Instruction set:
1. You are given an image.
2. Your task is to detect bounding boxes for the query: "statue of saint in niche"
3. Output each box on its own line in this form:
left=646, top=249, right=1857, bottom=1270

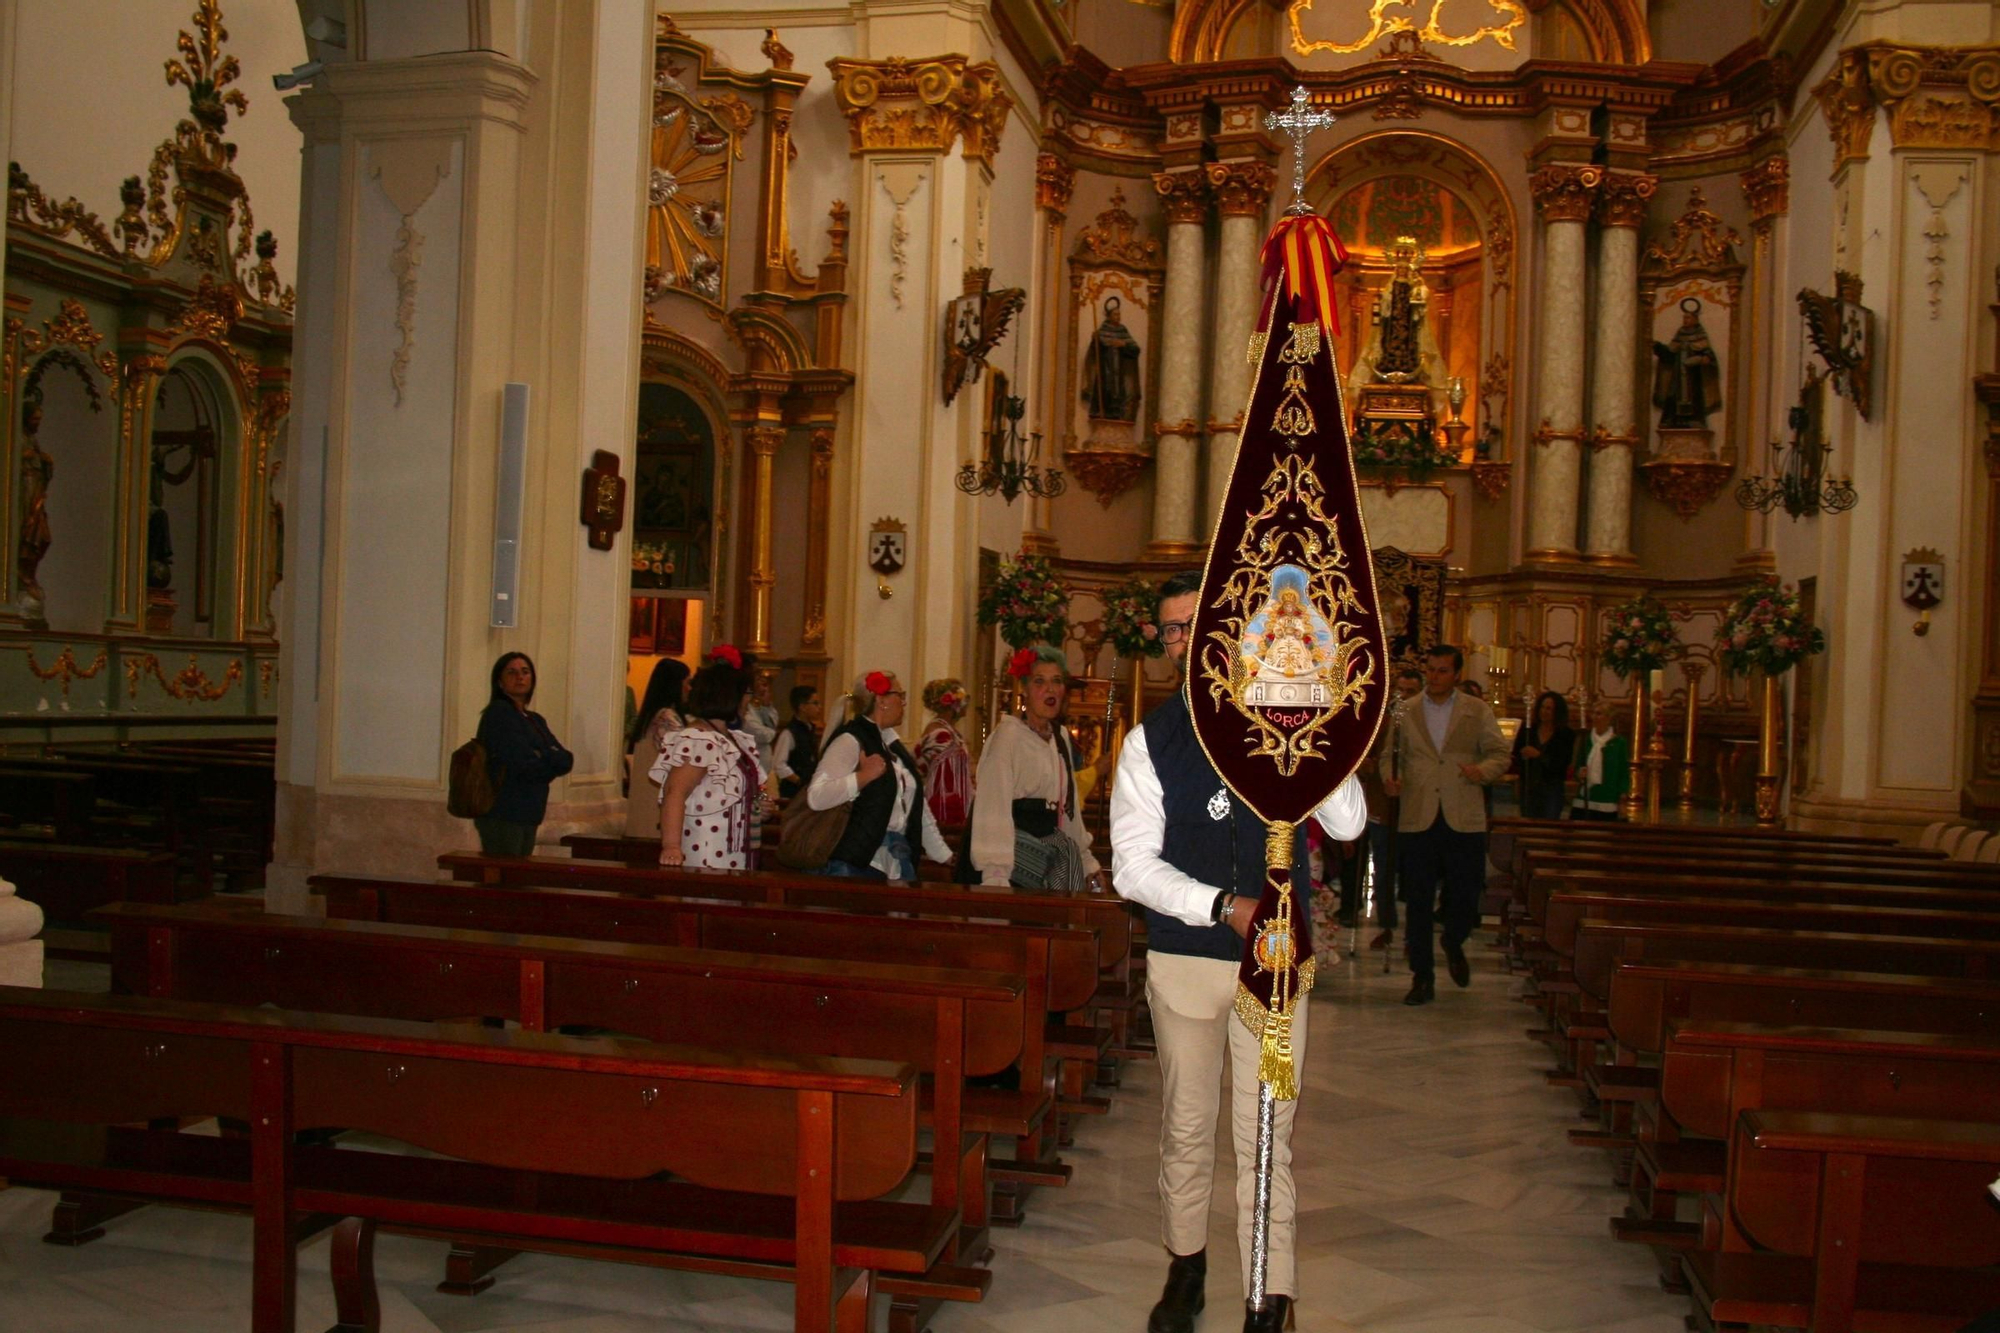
left=16, top=396, right=53, bottom=626
left=1080, top=295, right=1142, bottom=423
left=1652, top=297, right=1723, bottom=430
left=1348, top=236, right=1446, bottom=404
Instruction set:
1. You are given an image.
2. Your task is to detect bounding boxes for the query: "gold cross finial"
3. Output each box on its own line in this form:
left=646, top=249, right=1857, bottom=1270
left=1265, top=87, right=1335, bottom=215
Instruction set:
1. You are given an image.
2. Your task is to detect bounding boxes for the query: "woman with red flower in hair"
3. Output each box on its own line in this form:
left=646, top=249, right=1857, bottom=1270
left=804, top=669, right=953, bottom=881
left=916, top=678, right=974, bottom=829
left=966, top=644, right=1103, bottom=894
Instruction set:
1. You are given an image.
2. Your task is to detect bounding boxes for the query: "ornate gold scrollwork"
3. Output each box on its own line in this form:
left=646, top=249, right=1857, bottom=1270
left=6, top=164, right=120, bottom=258
left=125, top=653, right=245, bottom=703
left=1289, top=0, right=1529, bottom=58
left=23, top=646, right=109, bottom=697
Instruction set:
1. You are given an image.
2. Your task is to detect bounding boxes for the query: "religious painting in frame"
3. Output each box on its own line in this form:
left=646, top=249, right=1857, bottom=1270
left=628, top=595, right=689, bottom=657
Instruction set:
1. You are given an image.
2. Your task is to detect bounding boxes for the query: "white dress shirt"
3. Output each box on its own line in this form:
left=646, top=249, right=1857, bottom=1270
left=1110, top=724, right=1368, bottom=928
left=806, top=723, right=953, bottom=875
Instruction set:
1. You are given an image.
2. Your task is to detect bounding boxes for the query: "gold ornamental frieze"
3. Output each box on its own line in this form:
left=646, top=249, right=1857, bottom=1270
left=828, top=55, right=1012, bottom=160
left=1287, top=0, right=1529, bottom=59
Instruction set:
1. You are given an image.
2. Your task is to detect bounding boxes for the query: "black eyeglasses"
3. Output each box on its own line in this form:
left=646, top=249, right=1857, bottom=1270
left=1158, top=619, right=1194, bottom=644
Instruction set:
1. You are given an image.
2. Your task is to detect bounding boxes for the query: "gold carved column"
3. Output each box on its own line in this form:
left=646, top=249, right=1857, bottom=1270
left=1148, top=168, right=1210, bottom=559
left=1524, top=161, right=1601, bottom=564
left=1735, top=155, right=1788, bottom=575
left=735, top=400, right=785, bottom=657
left=1024, top=151, right=1075, bottom=557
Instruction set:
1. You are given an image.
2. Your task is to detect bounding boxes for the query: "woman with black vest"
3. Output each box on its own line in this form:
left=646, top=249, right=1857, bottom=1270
left=804, top=670, right=953, bottom=882
left=1110, top=572, right=1365, bottom=1333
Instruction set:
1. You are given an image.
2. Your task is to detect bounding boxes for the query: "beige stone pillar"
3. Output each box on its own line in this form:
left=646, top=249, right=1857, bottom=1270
left=1735, top=155, right=1788, bottom=575
left=1023, top=151, right=1074, bottom=557
left=1148, top=168, right=1208, bottom=560
left=1203, top=161, right=1275, bottom=532
left=1582, top=172, right=1654, bottom=566
left=1524, top=164, right=1601, bottom=563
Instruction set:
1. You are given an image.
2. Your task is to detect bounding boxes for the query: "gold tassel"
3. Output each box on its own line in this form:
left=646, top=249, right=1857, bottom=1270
left=1258, top=1008, right=1299, bottom=1101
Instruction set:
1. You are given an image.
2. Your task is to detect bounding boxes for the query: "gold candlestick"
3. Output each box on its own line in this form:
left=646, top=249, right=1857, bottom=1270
left=1678, top=661, right=1705, bottom=815
left=1643, top=694, right=1672, bottom=825
left=1755, top=671, right=1784, bottom=827
left=1618, top=678, right=1647, bottom=823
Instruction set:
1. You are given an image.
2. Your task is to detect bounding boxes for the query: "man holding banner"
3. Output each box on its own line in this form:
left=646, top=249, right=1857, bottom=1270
left=1111, top=569, right=1367, bottom=1333
left=1110, top=86, right=1392, bottom=1333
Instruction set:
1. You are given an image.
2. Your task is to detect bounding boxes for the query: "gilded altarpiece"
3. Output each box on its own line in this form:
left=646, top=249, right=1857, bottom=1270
left=1065, top=190, right=1164, bottom=505
left=0, top=1, right=289, bottom=721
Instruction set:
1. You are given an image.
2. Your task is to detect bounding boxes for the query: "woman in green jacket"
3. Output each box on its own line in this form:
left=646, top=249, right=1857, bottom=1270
left=1569, top=698, right=1630, bottom=820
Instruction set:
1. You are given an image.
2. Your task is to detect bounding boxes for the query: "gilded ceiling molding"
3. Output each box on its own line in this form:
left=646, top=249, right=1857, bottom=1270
left=1814, top=43, right=2000, bottom=171
left=827, top=55, right=1013, bottom=160
left=1528, top=163, right=1603, bottom=222
left=1739, top=156, right=1790, bottom=224
left=1171, top=0, right=1648, bottom=65
left=1205, top=160, right=1278, bottom=218
left=1594, top=172, right=1657, bottom=229
left=1152, top=169, right=1210, bottom=225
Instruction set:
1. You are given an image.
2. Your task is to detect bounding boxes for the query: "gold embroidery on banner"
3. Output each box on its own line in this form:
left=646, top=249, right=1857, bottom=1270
left=1199, top=452, right=1377, bottom=776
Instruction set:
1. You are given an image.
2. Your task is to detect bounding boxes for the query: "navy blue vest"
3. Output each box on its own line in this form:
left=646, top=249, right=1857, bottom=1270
left=1140, top=689, right=1311, bottom=962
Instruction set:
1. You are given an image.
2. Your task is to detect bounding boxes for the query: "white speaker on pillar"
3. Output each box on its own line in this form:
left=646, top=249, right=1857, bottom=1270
left=491, top=382, right=529, bottom=627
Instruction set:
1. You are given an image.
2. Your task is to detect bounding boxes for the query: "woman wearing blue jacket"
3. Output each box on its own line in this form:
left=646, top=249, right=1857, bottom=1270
left=475, top=652, right=574, bottom=854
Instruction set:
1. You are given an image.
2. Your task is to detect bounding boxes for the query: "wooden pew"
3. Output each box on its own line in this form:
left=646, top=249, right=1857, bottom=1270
left=1687, top=1110, right=2000, bottom=1333
left=312, top=871, right=1106, bottom=1138
left=1573, top=921, right=2000, bottom=1007
left=0, top=843, right=182, bottom=960
left=0, top=769, right=96, bottom=842
left=0, top=754, right=216, bottom=884
left=99, top=901, right=1015, bottom=1251
left=312, top=873, right=1095, bottom=1221
left=0, top=985, right=932, bottom=1333
left=1599, top=963, right=2000, bottom=1261
left=1487, top=816, right=1895, bottom=868
left=438, top=851, right=1144, bottom=1063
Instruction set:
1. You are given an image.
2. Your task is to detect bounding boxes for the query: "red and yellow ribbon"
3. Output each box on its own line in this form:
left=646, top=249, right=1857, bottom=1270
left=1257, top=213, right=1350, bottom=339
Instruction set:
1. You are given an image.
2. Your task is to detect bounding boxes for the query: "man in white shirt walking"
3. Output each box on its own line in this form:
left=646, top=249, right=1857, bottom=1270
left=1110, top=571, right=1366, bottom=1333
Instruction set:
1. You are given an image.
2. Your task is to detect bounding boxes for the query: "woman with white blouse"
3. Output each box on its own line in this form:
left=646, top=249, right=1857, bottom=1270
left=805, top=671, right=953, bottom=882
left=968, top=644, right=1103, bottom=894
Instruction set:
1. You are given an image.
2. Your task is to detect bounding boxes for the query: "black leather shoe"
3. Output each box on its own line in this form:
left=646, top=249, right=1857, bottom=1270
left=1403, top=977, right=1435, bottom=1006
left=1147, top=1249, right=1206, bottom=1333
left=1243, top=1294, right=1295, bottom=1331
left=1443, top=940, right=1471, bottom=988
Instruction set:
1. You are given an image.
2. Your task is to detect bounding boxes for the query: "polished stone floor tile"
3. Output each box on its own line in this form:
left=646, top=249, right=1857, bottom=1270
left=0, top=934, right=1692, bottom=1330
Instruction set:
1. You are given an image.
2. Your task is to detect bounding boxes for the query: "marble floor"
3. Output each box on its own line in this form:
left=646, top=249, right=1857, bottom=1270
left=1, top=935, right=1690, bottom=1332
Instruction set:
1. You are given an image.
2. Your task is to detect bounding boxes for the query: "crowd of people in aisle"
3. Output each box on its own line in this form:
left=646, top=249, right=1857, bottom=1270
left=468, top=576, right=1638, bottom=1004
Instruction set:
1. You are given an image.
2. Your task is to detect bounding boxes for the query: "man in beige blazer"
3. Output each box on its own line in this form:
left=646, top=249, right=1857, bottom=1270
left=1382, top=645, right=1510, bottom=1005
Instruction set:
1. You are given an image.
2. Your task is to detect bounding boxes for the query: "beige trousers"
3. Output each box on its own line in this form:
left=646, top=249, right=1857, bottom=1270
left=1146, top=948, right=1311, bottom=1298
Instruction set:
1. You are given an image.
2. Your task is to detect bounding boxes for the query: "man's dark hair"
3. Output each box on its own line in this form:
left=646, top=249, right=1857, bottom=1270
left=1159, top=570, right=1202, bottom=601
left=788, top=684, right=817, bottom=713
left=686, top=663, right=749, bottom=722
left=1426, top=644, right=1465, bottom=672
left=1393, top=666, right=1423, bottom=686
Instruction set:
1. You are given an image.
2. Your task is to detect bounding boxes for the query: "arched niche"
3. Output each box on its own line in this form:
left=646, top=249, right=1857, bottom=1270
left=146, top=352, right=241, bottom=639
left=1307, top=131, right=1518, bottom=460
left=21, top=349, right=115, bottom=634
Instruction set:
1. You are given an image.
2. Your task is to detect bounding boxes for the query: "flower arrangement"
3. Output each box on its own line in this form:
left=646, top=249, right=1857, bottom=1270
left=1099, top=574, right=1165, bottom=659
left=977, top=551, right=1069, bottom=651
left=1351, top=421, right=1456, bottom=481
left=1599, top=595, right=1680, bottom=679
left=631, top=542, right=676, bottom=586
left=1716, top=580, right=1825, bottom=676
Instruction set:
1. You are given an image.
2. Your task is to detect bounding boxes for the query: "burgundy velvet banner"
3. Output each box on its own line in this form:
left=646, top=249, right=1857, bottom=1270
left=1187, top=274, right=1390, bottom=1052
